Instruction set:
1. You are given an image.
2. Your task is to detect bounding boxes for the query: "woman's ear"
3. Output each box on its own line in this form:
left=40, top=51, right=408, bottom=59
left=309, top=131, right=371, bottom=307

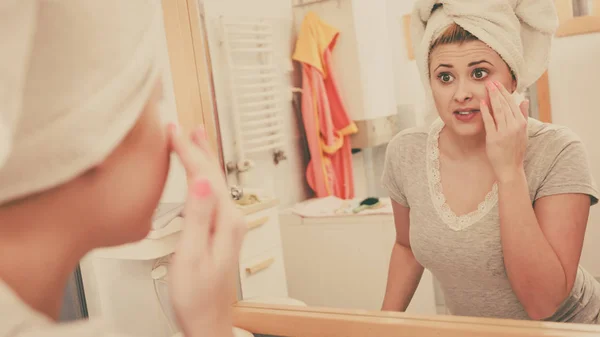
left=511, top=78, right=517, bottom=93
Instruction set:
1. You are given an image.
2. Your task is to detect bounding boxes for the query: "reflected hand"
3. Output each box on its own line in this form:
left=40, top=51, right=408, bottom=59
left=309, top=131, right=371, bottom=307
left=481, top=81, right=530, bottom=183
left=167, top=125, right=246, bottom=337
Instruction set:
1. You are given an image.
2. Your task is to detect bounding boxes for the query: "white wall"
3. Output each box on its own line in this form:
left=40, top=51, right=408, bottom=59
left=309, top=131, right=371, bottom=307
left=547, top=32, right=600, bottom=277
left=351, top=0, right=397, bottom=120
left=203, top=0, right=310, bottom=207
left=386, top=0, right=427, bottom=122
left=357, top=0, right=424, bottom=197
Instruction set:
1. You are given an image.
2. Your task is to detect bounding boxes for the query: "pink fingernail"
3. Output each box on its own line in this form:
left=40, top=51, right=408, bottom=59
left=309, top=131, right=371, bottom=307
left=481, top=99, right=487, bottom=106
left=486, top=81, right=495, bottom=91
left=191, top=179, right=212, bottom=199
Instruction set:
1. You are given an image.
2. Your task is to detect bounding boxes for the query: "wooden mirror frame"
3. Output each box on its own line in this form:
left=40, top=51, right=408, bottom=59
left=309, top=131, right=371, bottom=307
left=161, top=0, right=225, bottom=170
left=164, top=1, right=600, bottom=335
left=232, top=302, right=600, bottom=336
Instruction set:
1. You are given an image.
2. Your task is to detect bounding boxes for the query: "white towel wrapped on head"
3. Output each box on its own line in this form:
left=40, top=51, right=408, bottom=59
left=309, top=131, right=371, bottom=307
left=411, top=0, right=559, bottom=98
left=0, top=1, right=163, bottom=205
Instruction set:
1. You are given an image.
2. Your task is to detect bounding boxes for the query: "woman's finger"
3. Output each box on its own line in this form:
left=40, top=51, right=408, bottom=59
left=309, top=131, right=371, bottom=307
left=486, top=81, right=506, bottom=130
left=480, top=99, right=496, bottom=135
left=496, top=88, right=515, bottom=126
left=177, top=178, right=217, bottom=261
left=169, top=124, right=201, bottom=178
left=190, top=127, right=208, bottom=149
left=212, top=203, right=246, bottom=264
left=495, top=81, right=521, bottom=122
left=190, top=127, right=217, bottom=161
left=519, top=100, right=530, bottom=120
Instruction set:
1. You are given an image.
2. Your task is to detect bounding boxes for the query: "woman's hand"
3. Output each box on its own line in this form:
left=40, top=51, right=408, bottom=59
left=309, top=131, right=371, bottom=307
left=167, top=125, right=247, bottom=337
left=480, top=80, right=530, bottom=183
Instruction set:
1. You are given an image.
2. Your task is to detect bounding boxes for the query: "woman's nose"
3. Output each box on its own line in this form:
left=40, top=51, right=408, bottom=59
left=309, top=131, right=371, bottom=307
left=453, top=80, right=473, bottom=103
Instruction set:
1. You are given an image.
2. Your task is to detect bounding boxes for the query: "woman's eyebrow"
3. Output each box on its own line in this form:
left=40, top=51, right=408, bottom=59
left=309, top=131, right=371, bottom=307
left=433, top=60, right=493, bottom=72
left=468, top=60, right=493, bottom=67
left=434, top=63, right=453, bottom=71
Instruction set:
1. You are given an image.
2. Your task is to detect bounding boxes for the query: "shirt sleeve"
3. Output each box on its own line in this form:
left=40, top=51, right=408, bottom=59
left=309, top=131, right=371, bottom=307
left=535, top=129, right=599, bottom=205
left=0, top=0, right=38, bottom=168
left=381, top=135, right=409, bottom=207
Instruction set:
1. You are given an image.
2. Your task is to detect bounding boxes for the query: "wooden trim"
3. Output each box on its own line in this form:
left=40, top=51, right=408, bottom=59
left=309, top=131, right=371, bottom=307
left=535, top=71, right=552, bottom=123
left=161, top=0, right=225, bottom=169
left=233, top=303, right=600, bottom=337
left=161, top=0, right=204, bottom=133
left=554, top=0, right=600, bottom=37
left=556, top=15, right=600, bottom=37
left=593, top=0, right=600, bottom=16
left=402, top=14, right=414, bottom=60
left=184, top=0, right=222, bottom=156
left=556, top=0, right=575, bottom=25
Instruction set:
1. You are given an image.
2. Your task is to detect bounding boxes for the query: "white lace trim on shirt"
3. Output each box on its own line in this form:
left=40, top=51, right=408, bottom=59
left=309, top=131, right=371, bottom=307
left=426, top=118, right=498, bottom=231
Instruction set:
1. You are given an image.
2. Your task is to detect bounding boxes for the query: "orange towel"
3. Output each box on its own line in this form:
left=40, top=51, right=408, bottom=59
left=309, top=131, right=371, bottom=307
left=292, top=12, right=358, bottom=199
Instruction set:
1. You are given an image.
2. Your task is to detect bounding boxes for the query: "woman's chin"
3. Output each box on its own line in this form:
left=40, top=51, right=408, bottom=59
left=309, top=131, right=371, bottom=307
left=126, top=220, right=153, bottom=243
left=455, top=124, right=484, bottom=137
left=100, top=219, right=153, bottom=248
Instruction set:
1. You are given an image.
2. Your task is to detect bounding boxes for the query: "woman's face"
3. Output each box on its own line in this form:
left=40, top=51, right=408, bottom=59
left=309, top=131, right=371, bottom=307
left=83, top=80, right=171, bottom=246
left=429, top=40, right=516, bottom=137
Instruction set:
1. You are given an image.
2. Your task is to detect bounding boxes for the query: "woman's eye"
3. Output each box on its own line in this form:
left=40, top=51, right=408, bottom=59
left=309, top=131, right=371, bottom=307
left=438, top=73, right=454, bottom=83
left=472, top=68, right=489, bottom=80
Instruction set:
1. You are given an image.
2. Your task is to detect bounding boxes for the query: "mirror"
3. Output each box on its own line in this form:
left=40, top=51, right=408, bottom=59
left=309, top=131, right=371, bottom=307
left=193, top=0, right=600, bottom=327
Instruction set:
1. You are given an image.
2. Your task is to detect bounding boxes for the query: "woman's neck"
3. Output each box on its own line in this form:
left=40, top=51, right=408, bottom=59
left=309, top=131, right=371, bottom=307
left=0, top=202, right=90, bottom=320
left=439, top=127, right=488, bottom=160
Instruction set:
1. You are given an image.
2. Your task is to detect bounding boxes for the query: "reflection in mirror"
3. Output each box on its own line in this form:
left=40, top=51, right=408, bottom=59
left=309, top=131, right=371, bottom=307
left=197, top=0, right=600, bottom=327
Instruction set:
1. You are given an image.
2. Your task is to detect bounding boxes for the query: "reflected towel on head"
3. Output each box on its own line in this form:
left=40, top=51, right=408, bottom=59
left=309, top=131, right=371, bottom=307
left=411, top=0, right=559, bottom=102
left=0, top=1, right=163, bottom=204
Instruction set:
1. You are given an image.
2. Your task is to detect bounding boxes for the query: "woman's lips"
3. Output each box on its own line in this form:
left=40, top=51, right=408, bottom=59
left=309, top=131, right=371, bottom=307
left=454, top=109, right=480, bottom=121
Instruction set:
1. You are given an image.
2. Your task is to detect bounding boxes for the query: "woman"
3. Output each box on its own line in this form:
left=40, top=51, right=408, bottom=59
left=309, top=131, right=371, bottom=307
left=0, top=1, right=244, bottom=336
left=381, top=0, right=600, bottom=323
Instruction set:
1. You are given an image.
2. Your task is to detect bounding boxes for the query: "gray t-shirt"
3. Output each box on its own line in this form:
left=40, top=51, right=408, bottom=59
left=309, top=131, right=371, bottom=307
left=381, top=117, right=600, bottom=323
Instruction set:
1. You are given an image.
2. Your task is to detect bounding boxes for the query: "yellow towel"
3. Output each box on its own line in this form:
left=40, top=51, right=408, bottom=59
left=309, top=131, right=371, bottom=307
left=292, top=11, right=339, bottom=78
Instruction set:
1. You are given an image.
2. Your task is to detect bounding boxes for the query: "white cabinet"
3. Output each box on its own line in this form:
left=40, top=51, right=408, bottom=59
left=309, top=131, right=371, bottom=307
left=237, top=200, right=289, bottom=300
left=278, top=211, right=437, bottom=315
left=239, top=247, right=289, bottom=299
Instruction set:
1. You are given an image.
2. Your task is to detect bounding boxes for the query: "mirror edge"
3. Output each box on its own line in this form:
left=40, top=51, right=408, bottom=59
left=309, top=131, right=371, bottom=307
left=232, top=302, right=600, bottom=337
